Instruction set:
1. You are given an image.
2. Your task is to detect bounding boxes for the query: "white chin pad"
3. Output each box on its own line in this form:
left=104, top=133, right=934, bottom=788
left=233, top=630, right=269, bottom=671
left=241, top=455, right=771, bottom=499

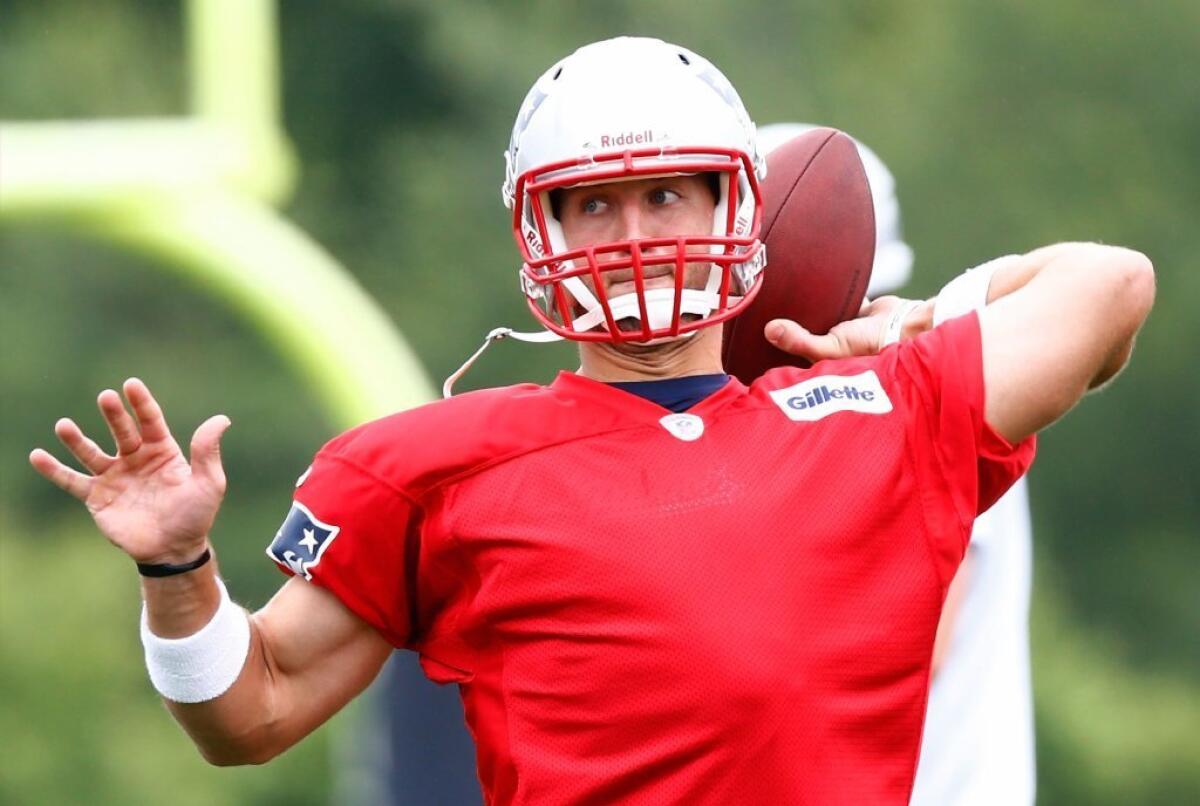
left=564, top=263, right=728, bottom=334
left=576, top=287, right=716, bottom=331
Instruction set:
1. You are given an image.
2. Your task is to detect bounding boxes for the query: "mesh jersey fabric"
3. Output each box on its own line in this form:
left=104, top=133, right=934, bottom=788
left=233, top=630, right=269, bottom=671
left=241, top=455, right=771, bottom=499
left=267, top=313, right=1035, bottom=805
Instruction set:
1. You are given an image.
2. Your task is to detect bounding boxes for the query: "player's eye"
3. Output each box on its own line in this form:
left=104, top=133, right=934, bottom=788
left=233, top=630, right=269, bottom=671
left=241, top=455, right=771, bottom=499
left=649, top=187, right=681, bottom=206
left=581, top=197, right=608, bottom=215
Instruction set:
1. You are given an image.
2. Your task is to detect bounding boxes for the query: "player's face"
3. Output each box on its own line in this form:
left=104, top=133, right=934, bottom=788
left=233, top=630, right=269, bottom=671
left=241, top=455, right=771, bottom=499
left=557, top=175, right=717, bottom=302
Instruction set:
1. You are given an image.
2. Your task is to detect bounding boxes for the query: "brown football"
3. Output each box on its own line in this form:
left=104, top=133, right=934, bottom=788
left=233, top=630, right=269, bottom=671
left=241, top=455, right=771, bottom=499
left=722, top=127, right=875, bottom=384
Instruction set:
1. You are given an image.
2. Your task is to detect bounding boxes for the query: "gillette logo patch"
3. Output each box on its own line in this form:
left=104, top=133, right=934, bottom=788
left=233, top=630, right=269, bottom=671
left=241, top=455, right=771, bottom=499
left=769, top=370, right=893, bottom=422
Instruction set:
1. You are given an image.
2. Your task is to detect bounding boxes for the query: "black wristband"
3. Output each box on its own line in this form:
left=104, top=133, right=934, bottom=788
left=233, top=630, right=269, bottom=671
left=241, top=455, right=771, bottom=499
left=136, top=548, right=212, bottom=578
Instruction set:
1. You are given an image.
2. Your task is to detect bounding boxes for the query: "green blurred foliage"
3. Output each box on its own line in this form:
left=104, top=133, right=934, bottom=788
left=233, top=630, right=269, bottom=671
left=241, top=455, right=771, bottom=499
left=1, top=0, right=1197, bottom=803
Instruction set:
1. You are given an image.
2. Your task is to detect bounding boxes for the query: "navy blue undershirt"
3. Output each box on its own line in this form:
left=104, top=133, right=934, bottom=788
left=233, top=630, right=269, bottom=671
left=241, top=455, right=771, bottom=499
left=607, top=373, right=730, bottom=413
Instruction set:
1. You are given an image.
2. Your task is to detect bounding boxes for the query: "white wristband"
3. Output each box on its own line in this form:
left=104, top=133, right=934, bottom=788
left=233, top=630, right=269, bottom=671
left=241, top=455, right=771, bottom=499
left=880, top=300, right=923, bottom=349
left=140, top=577, right=251, bottom=703
left=933, top=254, right=1019, bottom=326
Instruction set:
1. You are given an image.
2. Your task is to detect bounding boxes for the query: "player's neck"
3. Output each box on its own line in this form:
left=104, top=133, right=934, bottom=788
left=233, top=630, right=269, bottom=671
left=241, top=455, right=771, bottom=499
left=577, top=325, right=725, bottom=382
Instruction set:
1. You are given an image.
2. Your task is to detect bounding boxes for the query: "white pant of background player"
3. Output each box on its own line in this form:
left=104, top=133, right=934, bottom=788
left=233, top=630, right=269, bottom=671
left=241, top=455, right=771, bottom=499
left=909, top=480, right=1035, bottom=805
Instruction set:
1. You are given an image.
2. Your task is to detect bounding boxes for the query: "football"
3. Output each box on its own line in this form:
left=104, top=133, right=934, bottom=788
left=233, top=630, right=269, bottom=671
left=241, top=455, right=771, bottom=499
left=722, top=127, right=876, bottom=384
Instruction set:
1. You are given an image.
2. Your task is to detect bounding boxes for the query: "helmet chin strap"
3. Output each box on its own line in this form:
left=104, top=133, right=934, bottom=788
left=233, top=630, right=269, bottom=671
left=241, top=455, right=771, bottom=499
left=442, top=327, right=561, bottom=398
left=445, top=263, right=732, bottom=398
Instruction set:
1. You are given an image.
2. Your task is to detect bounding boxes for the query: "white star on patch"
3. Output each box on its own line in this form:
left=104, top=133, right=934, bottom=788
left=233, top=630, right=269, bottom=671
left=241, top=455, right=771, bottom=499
left=299, top=527, right=319, bottom=554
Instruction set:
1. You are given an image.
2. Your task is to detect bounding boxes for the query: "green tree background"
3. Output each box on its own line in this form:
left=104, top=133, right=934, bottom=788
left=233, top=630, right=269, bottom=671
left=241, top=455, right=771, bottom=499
left=1, top=1, right=1196, bottom=803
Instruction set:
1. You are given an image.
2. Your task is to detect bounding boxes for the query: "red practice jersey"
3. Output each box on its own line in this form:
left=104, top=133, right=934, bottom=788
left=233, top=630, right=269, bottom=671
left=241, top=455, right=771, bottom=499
left=267, top=313, right=1034, bottom=805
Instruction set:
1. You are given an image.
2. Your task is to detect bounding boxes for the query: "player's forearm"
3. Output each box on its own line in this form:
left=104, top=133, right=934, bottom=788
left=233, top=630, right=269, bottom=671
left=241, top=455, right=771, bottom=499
left=141, top=558, right=309, bottom=766
left=985, top=244, right=1070, bottom=301
left=162, top=623, right=286, bottom=765
left=159, top=624, right=356, bottom=768
left=154, top=575, right=393, bottom=766
left=981, top=244, right=1153, bottom=440
left=902, top=243, right=1131, bottom=339
left=993, top=243, right=1154, bottom=388
left=141, top=563, right=289, bottom=765
left=988, top=242, right=1147, bottom=386
left=903, top=243, right=1154, bottom=387
left=152, top=618, right=351, bottom=768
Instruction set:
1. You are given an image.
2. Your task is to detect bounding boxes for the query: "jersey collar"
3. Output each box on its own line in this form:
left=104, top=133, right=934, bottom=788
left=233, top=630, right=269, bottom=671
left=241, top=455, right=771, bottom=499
left=550, top=370, right=747, bottom=421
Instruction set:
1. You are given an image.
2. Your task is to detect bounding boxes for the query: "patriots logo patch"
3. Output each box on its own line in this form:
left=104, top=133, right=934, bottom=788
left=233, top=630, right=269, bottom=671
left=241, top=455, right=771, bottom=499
left=267, top=502, right=340, bottom=580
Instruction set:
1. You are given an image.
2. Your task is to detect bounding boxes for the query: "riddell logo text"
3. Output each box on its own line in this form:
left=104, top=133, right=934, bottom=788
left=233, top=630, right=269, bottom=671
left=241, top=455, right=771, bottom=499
left=768, top=370, right=893, bottom=422
left=524, top=228, right=544, bottom=257
left=600, top=129, right=655, bottom=148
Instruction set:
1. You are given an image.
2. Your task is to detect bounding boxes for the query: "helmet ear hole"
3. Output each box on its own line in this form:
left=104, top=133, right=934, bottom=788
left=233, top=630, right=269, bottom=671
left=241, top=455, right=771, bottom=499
left=552, top=66, right=564, bottom=80
left=677, top=52, right=691, bottom=65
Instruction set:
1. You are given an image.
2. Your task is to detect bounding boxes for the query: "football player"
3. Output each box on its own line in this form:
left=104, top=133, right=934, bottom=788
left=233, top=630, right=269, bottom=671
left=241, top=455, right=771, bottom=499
left=30, top=37, right=1152, bottom=804
left=759, top=121, right=1037, bottom=806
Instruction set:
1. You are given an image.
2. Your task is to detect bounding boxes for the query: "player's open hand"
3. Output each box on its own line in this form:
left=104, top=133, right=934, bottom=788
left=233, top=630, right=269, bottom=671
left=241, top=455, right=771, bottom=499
left=765, top=296, right=919, bottom=363
left=29, top=378, right=231, bottom=565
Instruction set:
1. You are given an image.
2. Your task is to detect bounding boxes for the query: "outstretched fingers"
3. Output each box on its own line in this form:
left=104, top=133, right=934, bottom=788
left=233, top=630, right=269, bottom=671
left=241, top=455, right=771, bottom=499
left=54, top=417, right=116, bottom=475
left=123, top=378, right=173, bottom=444
left=98, top=388, right=142, bottom=456
left=29, top=447, right=94, bottom=501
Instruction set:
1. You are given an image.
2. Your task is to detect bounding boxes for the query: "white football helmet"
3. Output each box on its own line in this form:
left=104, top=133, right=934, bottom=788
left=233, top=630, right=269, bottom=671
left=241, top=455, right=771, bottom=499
left=503, top=37, right=767, bottom=343
left=756, top=123, right=913, bottom=296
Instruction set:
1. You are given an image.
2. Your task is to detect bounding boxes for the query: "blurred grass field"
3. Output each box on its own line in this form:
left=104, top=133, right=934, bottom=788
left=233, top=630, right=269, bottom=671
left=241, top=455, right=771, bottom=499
left=2, top=1, right=1198, bottom=803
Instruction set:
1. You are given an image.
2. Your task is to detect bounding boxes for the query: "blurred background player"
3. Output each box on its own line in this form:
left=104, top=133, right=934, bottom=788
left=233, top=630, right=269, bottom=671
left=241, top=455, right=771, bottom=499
left=759, top=122, right=1036, bottom=806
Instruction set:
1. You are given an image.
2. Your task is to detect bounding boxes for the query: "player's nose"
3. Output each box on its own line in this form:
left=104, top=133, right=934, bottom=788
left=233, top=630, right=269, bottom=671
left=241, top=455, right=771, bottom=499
left=603, top=204, right=647, bottom=266
left=614, top=200, right=647, bottom=243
